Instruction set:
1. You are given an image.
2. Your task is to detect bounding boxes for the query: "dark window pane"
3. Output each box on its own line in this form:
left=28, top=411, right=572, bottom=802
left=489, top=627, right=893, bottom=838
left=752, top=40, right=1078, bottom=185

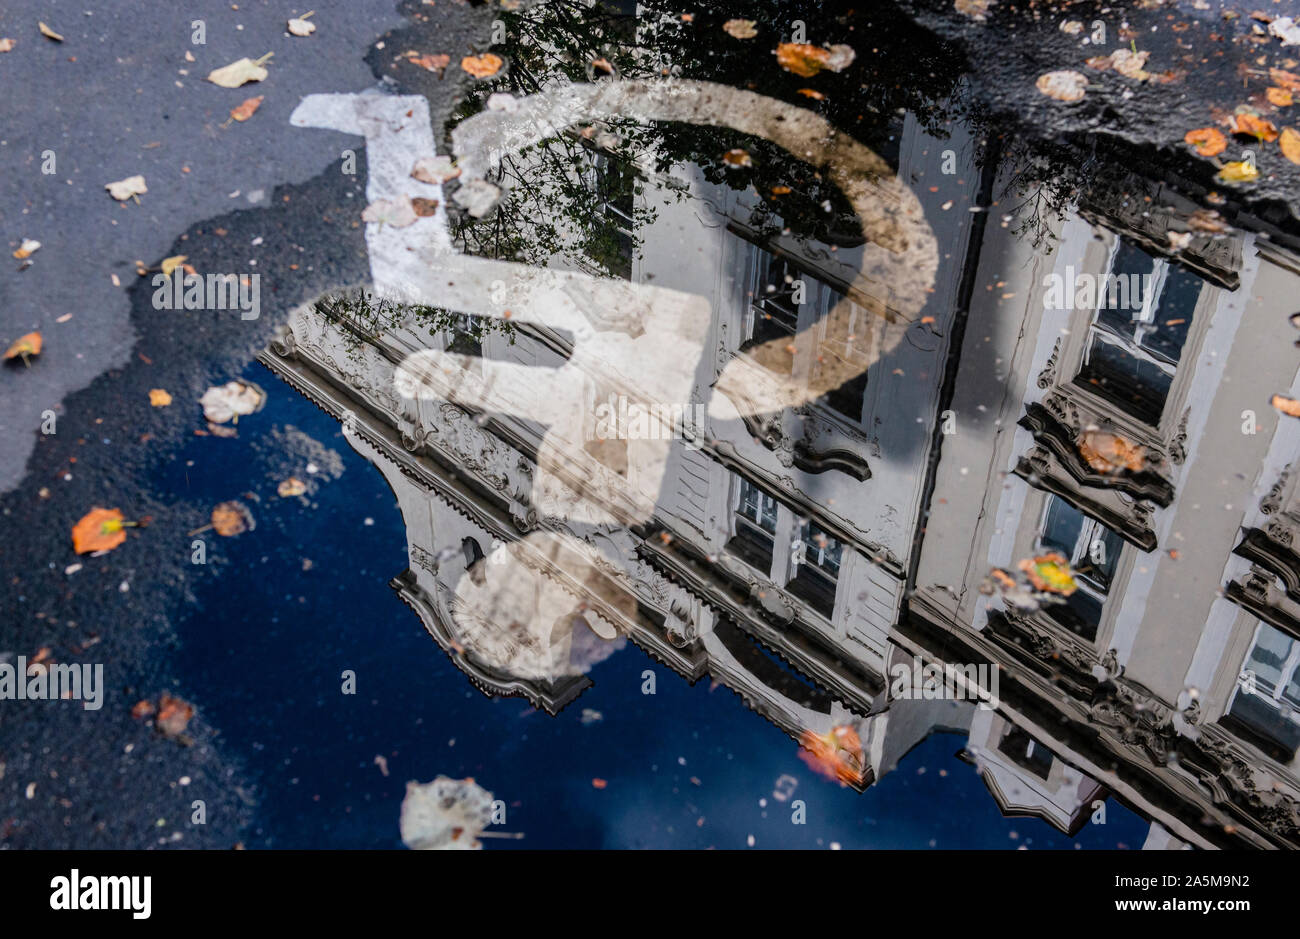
left=1046, top=590, right=1102, bottom=642
left=1101, top=240, right=1156, bottom=315
left=1142, top=265, right=1199, bottom=363
left=998, top=727, right=1054, bottom=780
left=727, top=523, right=774, bottom=573
left=1041, top=497, right=1083, bottom=558
left=1077, top=525, right=1123, bottom=590
left=787, top=566, right=837, bottom=619
left=1076, top=336, right=1172, bottom=425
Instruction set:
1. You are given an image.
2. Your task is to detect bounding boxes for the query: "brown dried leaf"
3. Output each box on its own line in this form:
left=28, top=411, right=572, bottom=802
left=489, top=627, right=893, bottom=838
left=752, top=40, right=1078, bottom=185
left=411, top=197, right=440, bottom=217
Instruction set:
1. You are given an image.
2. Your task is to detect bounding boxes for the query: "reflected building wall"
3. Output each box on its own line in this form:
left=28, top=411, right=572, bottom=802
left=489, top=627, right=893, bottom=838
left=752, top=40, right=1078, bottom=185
left=261, top=93, right=1300, bottom=848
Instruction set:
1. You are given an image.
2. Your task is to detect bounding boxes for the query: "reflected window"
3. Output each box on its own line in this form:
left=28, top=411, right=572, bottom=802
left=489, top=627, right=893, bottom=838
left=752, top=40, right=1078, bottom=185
left=1227, top=620, right=1300, bottom=758
left=727, top=477, right=778, bottom=573
left=787, top=520, right=843, bottom=619
left=1075, top=238, right=1203, bottom=425
left=579, top=150, right=636, bottom=281
left=742, top=249, right=800, bottom=370
left=740, top=242, right=871, bottom=423
left=998, top=726, right=1054, bottom=780
left=1037, top=495, right=1123, bottom=641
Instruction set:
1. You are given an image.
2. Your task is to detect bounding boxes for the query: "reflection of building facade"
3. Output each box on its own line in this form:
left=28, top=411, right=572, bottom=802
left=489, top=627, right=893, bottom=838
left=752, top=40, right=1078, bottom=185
left=264, top=94, right=1300, bottom=848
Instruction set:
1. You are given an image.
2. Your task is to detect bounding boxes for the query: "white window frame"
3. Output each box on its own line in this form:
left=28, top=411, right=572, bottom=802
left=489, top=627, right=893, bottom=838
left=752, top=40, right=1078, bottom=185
left=1233, top=619, right=1300, bottom=720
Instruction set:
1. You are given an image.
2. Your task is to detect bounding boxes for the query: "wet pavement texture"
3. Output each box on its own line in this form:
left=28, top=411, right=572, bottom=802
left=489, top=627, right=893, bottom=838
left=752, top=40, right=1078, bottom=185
left=3, top=0, right=1300, bottom=850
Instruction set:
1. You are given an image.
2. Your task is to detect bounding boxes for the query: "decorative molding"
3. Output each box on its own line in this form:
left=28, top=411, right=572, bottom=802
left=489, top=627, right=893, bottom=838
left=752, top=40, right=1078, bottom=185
left=1036, top=338, right=1062, bottom=390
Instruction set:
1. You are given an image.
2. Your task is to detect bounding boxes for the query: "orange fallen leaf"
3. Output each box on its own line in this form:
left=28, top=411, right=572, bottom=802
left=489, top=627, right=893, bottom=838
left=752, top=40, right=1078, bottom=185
left=277, top=477, right=307, bottom=497
left=1272, top=393, right=1300, bottom=417
left=156, top=693, right=194, bottom=739
left=591, top=778, right=608, bottom=789
left=405, top=51, right=450, bottom=73
left=1272, top=67, right=1300, bottom=93
left=229, top=95, right=264, bottom=122
left=770, top=185, right=792, bottom=195
left=1281, top=127, right=1300, bottom=164
left=211, top=501, right=254, bottom=536
left=796, top=87, right=825, bottom=100
left=130, top=699, right=156, bottom=720
left=1184, top=126, right=1227, bottom=157
left=722, top=148, right=752, bottom=167
left=148, top=388, right=172, bottom=407
left=1077, top=430, right=1147, bottom=474
left=775, top=42, right=854, bottom=78
left=798, top=725, right=866, bottom=786
left=72, top=507, right=128, bottom=554
left=1228, top=112, right=1278, bottom=142
left=4, top=331, right=42, bottom=364
left=460, top=53, right=503, bottom=78
left=1268, top=86, right=1294, bottom=107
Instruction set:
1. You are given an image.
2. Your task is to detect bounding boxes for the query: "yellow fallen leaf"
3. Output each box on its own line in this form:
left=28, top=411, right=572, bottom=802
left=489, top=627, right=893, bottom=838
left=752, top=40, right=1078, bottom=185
left=1282, top=127, right=1300, bottom=165
left=38, top=22, right=63, bottom=42
left=160, top=254, right=187, bottom=276
left=4, top=331, right=42, bottom=362
left=105, top=175, right=147, bottom=201
left=207, top=53, right=273, bottom=88
left=12, top=239, right=40, bottom=259
left=148, top=388, right=172, bottom=407
left=461, top=53, right=503, bottom=78
left=1218, top=160, right=1260, bottom=183
left=229, top=95, right=264, bottom=122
